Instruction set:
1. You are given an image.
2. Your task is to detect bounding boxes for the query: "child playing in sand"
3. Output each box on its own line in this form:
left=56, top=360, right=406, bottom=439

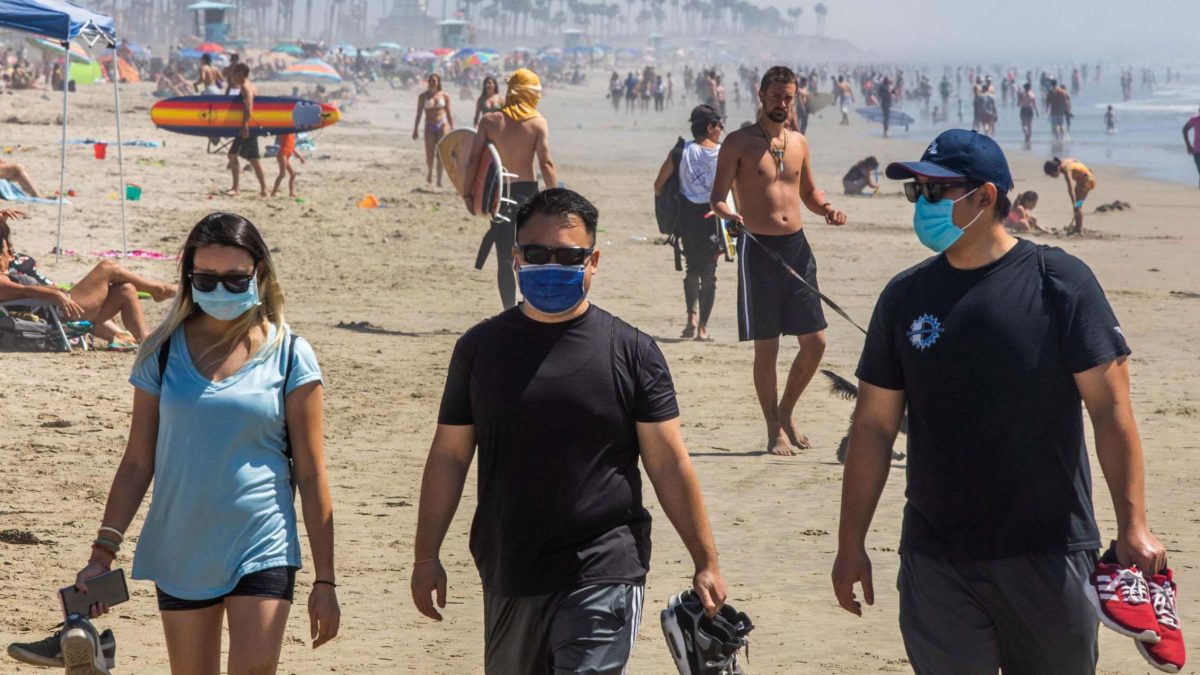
left=1004, top=191, right=1049, bottom=234
left=270, top=133, right=305, bottom=198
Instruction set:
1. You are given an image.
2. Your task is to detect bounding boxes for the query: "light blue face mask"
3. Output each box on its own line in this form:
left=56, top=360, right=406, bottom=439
left=912, top=186, right=984, bottom=253
left=517, top=264, right=587, bottom=314
left=192, top=276, right=261, bottom=321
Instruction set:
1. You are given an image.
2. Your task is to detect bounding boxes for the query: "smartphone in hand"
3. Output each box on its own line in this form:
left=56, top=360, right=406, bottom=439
left=59, top=569, right=129, bottom=617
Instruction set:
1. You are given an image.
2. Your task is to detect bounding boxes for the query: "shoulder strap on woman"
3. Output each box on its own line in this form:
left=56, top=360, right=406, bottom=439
left=157, top=336, right=171, bottom=380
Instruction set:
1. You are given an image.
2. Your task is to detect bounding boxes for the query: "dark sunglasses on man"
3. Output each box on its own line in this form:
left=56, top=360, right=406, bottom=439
left=189, top=272, right=255, bottom=294
left=903, top=180, right=981, bottom=204
left=517, top=245, right=594, bottom=266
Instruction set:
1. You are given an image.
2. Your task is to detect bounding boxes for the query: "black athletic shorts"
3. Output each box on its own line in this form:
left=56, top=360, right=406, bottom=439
left=735, top=229, right=827, bottom=341
left=156, top=566, right=297, bottom=611
left=678, top=199, right=720, bottom=271
left=229, top=135, right=261, bottom=160
left=1020, top=107, right=1035, bottom=122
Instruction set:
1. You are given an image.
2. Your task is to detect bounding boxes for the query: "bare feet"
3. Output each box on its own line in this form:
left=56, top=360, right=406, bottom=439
left=150, top=282, right=177, bottom=303
left=695, top=326, right=711, bottom=341
left=781, top=419, right=813, bottom=450
left=767, top=431, right=798, bottom=456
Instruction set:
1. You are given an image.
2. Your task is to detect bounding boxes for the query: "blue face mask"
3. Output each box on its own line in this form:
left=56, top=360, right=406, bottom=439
left=192, top=276, right=261, bottom=321
left=518, top=263, right=587, bottom=314
left=912, top=187, right=984, bottom=253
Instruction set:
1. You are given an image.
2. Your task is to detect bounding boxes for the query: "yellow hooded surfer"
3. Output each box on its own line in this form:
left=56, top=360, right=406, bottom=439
left=462, top=68, right=559, bottom=309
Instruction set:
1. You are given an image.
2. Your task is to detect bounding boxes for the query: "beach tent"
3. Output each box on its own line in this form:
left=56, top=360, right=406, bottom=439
left=0, top=0, right=129, bottom=259
left=280, top=58, right=341, bottom=82
left=98, top=53, right=139, bottom=83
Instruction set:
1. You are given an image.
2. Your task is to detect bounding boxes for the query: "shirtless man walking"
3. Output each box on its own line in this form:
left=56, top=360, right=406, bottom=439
left=225, top=64, right=267, bottom=196
left=462, top=68, right=558, bottom=309
left=711, top=66, right=847, bottom=456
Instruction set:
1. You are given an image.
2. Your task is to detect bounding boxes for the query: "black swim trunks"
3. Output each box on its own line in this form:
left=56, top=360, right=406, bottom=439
left=156, top=566, right=297, bottom=611
left=229, top=135, right=261, bottom=161
left=735, top=229, right=827, bottom=341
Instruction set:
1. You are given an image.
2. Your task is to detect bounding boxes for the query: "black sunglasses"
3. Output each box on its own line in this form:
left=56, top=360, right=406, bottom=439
left=517, top=244, right=594, bottom=266
left=189, top=272, right=255, bottom=294
left=904, top=181, right=980, bottom=204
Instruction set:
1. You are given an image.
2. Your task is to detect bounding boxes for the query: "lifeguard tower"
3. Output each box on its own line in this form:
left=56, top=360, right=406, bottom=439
left=187, top=1, right=236, bottom=43
left=438, top=19, right=468, bottom=49
left=563, top=28, right=585, bottom=50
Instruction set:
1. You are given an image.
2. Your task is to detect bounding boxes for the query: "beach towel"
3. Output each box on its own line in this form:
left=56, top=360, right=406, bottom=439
left=0, top=180, right=68, bottom=205
left=65, top=139, right=163, bottom=148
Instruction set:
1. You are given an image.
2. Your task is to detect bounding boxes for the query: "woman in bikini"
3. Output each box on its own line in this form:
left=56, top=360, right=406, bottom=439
left=473, top=76, right=503, bottom=126
left=412, top=74, right=454, bottom=186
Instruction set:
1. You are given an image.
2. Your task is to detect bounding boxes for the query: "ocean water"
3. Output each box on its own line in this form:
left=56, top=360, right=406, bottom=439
left=884, top=70, right=1200, bottom=186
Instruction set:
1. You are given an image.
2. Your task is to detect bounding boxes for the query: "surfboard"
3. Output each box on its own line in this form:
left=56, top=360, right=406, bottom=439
left=856, top=106, right=915, bottom=126
left=150, top=95, right=340, bottom=137
left=807, top=92, right=835, bottom=114
left=437, top=128, right=510, bottom=219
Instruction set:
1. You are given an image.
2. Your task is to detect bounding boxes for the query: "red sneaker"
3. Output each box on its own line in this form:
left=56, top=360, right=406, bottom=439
left=1137, top=570, right=1186, bottom=673
left=1086, top=562, right=1161, bottom=642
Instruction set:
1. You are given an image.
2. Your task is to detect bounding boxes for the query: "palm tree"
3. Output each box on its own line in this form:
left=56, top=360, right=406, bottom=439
left=814, top=1, right=827, bottom=37
left=787, top=6, right=802, bottom=35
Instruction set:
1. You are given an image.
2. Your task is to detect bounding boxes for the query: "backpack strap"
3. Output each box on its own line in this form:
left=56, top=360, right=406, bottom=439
left=157, top=335, right=171, bottom=381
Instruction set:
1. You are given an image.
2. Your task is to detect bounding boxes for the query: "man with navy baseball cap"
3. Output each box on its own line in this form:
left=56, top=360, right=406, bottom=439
left=833, top=129, right=1168, bottom=673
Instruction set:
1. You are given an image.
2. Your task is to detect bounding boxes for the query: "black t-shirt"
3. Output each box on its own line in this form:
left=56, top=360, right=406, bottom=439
left=856, top=239, right=1129, bottom=560
left=437, top=304, right=680, bottom=595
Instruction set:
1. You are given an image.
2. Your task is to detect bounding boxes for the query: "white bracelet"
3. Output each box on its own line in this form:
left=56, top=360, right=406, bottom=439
left=98, top=526, right=125, bottom=541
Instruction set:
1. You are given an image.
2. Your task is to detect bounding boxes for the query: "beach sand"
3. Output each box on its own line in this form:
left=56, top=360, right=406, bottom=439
left=0, top=75, right=1197, bottom=673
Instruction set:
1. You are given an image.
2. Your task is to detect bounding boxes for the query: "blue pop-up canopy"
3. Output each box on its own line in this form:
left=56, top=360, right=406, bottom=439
left=0, top=0, right=128, bottom=261
left=0, top=0, right=114, bottom=42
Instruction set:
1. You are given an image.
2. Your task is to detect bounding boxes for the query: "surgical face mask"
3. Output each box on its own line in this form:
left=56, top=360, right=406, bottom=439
left=517, top=263, right=587, bottom=315
left=912, top=187, right=984, bottom=253
left=192, top=276, right=261, bottom=321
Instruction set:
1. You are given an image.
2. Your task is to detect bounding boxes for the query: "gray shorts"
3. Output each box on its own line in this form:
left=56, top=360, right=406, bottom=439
left=484, top=584, right=644, bottom=674
left=898, top=550, right=1099, bottom=675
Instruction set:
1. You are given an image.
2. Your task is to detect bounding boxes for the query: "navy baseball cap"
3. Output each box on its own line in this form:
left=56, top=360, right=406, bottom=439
left=886, top=129, right=1013, bottom=192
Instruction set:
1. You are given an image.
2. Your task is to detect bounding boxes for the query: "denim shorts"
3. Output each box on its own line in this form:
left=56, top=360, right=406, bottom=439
left=156, top=566, right=297, bottom=611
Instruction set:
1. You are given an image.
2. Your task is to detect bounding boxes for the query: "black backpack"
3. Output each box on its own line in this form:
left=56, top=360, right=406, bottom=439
left=158, top=332, right=301, bottom=494
left=654, top=137, right=687, bottom=236
left=0, top=309, right=63, bottom=351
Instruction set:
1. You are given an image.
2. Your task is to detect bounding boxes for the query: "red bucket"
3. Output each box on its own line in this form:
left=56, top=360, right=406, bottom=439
left=93, top=143, right=107, bottom=159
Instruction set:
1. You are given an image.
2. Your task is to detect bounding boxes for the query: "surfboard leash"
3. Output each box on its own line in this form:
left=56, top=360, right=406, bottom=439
left=739, top=229, right=868, bottom=335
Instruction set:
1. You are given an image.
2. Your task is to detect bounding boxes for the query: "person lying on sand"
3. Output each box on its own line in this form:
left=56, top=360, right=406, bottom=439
left=0, top=212, right=175, bottom=347
left=0, top=159, right=41, bottom=197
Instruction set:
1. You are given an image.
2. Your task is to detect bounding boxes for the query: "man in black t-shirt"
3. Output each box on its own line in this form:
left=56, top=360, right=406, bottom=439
left=412, top=188, right=728, bottom=674
left=831, top=130, right=1167, bottom=673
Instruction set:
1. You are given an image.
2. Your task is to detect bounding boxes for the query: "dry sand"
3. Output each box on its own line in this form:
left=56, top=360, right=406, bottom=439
left=0, top=73, right=1197, bottom=674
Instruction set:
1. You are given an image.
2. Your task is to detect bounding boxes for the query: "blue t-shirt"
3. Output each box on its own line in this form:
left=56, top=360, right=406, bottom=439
left=128, top=324, right=322, bottom=600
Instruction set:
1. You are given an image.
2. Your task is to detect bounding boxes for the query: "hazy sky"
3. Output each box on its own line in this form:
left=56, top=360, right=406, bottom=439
left=765, top=0, right=1199, bottom=63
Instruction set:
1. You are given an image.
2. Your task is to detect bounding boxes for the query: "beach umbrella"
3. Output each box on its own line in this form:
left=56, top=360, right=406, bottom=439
left=280, top=58, right=342, bottom=82
left=27, top=37, right=92, bottom=63
left=404, top=51, right=436, bottom=63
left=196, top=42, right=225, bottom=54
left=376, top=42, right=403, bottom=50
left=431, top=47, right=454, bottom=57
left=270, top=42, right=303, bottom=56
left=335, top=42, right=357, bottom=53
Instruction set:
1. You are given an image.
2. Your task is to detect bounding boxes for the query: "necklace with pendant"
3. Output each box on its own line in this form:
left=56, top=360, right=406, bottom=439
left=759, top=122, right=787, bottom=177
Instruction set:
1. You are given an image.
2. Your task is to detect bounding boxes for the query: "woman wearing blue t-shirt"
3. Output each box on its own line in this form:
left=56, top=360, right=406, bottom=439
left=75, top=212, right=339, bottom=673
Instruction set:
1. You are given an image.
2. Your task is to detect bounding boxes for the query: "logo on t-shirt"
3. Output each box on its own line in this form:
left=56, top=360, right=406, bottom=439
left=907, top=313, right=944, bottom=351
left=1114, top=326, right=1125, bottom=339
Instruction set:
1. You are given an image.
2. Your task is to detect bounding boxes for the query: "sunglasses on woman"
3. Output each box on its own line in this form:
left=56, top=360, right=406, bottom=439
left=189, top=272, right=255, bottom=294
left=517, top=245, right=594, bottom=266
left=903, top=181, right=980, bottom=204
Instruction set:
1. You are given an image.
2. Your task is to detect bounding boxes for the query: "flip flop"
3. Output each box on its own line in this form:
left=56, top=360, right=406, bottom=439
left=680, top=326, right=696, bottom=339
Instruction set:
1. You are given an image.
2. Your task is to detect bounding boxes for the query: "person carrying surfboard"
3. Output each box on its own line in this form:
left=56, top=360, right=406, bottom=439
left=461, top=68, right=558, bottom=310
left=710, top=65, right=847, bottom=457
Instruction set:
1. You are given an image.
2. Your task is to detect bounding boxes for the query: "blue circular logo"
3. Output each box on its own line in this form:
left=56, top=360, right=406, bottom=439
left=907, top=313, right=944, bottom=351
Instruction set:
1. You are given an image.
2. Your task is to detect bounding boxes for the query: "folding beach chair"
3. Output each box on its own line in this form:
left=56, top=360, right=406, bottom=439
left=0, top=299, right=85, bottom=352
